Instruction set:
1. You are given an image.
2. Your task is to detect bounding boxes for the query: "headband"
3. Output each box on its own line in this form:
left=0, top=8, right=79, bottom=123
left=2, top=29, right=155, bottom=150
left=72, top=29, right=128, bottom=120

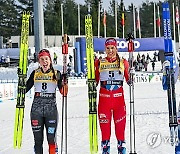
left=38, top=49, right=51, bottom=60
left=105, top=38, right=117, bottom=47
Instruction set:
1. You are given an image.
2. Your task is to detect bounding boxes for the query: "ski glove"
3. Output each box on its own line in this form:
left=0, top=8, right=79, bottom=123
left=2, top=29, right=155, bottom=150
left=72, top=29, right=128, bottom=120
left=60, top=84, right=68, bottom=96
left=129, top=67, right=135, bottom=74
left=62, top=73, right=68, bottom=81
left=127, top=80, right=133, bottom=86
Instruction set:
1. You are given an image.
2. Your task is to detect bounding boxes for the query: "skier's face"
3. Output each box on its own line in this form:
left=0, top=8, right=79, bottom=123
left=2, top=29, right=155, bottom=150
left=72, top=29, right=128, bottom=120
left=105, top=45, right=117, bottom=58
left=39, top=56, right=51, bottom=72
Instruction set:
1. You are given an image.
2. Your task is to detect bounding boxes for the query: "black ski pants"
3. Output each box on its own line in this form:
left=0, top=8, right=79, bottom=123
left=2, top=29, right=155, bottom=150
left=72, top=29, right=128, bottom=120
left=30, top=96, right=58, bottom=154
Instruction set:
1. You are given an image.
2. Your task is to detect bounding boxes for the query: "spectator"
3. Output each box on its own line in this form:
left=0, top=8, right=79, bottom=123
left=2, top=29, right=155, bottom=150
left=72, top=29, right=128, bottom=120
left=34, top=52, right=37, bottom=63
left=137, top=53, right=140, bottom=62
left=146, top=53, right=151, bottom=61
left=133, top=60, right=138, bottom=71
left=152, top=61, right=155, bottom=71
left=53, top=52, right=57, bottom=64
left=5, top=56, right=10, bottom=67
left=69, top=55, right=73, bottom=63
left=1, top=55, right=5, bottom=64
left=144, top=60, right=148, bottom=71
left=153, top=51, right=157, bottom=62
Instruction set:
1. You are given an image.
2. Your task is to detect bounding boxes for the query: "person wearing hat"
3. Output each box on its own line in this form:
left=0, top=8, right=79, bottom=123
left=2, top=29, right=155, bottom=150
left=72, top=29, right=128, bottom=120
left=95, top=38, right=130, bottom=154
left=26, top=49, right=68, bottom=154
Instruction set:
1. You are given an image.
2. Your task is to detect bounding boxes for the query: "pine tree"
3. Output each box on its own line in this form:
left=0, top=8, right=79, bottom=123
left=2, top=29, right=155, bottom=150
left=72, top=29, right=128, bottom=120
left=0, top=0, right=20, bottom=40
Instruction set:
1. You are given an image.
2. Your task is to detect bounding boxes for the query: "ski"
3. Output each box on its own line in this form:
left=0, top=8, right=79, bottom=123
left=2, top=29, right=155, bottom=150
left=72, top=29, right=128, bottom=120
left=126, top=33, right=137, bottom=154
left=13, top=11, right=30, bottom=149
left=175, top=105, right=180, bottom=153
left=60, top=34, right=69, bottom=154
left=162, top=2, right=178, bottom=146
left=85, top=14, right=98, bottom=154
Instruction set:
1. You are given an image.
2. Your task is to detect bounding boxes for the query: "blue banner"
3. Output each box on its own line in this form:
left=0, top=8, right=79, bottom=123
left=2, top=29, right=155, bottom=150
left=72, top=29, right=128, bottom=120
left=77, top=37, right=165, bottom=53
left=162, top=2, right=173, bottom=67
left=76, top=37, right=166, bottom=73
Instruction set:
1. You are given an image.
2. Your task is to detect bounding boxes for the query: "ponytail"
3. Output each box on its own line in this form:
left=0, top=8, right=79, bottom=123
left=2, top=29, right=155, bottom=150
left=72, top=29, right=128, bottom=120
left=116, top=53, right=121, bottom=69
left=50, top=64, right=57, bottom=81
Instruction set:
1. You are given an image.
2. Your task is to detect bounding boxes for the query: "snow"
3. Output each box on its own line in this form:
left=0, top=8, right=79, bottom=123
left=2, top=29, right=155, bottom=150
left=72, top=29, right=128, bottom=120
left=0, top=69, right=180, bottom=153
left=0, top=53, right=179, bottom=153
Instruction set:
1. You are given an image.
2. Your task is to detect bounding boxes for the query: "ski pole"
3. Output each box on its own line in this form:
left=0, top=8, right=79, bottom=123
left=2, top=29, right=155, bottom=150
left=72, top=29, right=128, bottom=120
left=61, top=34, right=68, bottom=154
left=127, top=33, right=137, bottom=154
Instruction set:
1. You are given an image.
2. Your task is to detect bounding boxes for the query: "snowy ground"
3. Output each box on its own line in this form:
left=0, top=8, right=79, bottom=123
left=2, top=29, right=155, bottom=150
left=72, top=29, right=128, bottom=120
left=0, top=78, right=180, bottom=154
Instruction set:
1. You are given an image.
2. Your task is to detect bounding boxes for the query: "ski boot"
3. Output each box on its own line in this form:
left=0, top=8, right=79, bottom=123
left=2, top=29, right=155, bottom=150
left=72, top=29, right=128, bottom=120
left=101, top=140, right=110, bottom=154
left=49, top=144, right=56, bottom=154
left=117, top=140, right=126, bottom=154
left=55, top=143, right=58, bottom=154
left=34, top=144, right=43, bottom=154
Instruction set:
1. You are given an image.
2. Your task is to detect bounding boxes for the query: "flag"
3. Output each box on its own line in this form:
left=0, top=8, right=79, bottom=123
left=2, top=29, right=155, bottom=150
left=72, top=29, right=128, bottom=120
left=136, top=8, right=141, bottom=38
left=157, top=5, right=161, bottom=37
left=121, top=12, right=125, bottom=26
left=103, top=9, right=107, bottom=38
left=156, top=9, right=161, bottom=27
left=103, top=9, right=106, bottom=26
left=136, top=10, right=140, bottom=30
left=176, top=6, right=179, bottom=25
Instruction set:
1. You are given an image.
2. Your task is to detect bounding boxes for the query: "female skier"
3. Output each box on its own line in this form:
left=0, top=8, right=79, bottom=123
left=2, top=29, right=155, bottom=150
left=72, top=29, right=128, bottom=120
left=26, top=49, right=67, bottom=154
left=95, top=38, right=130, bottom=154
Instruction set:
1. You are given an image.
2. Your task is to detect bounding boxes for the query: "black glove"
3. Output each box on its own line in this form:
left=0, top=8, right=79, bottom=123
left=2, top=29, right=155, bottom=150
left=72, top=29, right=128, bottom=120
left=62, top=73, right=68, bottom=84
left=127, top=80, right=133, bottom=86
left=62, top=73, right=68, bottom=79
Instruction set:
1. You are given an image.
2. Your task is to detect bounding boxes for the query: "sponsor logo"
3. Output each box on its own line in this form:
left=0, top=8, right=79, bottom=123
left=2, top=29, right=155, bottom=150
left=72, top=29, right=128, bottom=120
left=163, top=19, right=167, bottom=39
left=167, top=19, right=172, bottom=39
left=48, top=127, right=55, bottom=134
left=32, top=126, right=41, bottom=129
left=115, top=115, right=126, bottom=123
left=117, top=40, right=140, bottom=49
left=100, top=63, right=119, bottom=70
left=35, top=75, right=52, bottom=80
left=99, top=119, right=108, bottom=123
left=99, top=114, right=107, bottom=119
left=49, top=120, right=56, bottom=124
left=32, top=120, right=39, bottom=126
left=113, top=93, right=122, bottom=97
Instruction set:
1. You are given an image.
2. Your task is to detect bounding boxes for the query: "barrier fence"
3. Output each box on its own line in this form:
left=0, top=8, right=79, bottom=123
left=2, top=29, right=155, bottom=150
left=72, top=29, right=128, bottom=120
left=0, top=73, right=164, bottom=102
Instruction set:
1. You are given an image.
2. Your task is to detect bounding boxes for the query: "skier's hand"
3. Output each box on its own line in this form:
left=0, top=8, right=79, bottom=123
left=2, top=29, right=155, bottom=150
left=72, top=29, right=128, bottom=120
left=162, top=60, right=170, bottom=75
left=62, top=73, right=68, bottom=81
left=127, top=80, right=133, bottom=86
left=129, top=67, right=135, bottom=74
left=60, top=84, right=68, bottom=96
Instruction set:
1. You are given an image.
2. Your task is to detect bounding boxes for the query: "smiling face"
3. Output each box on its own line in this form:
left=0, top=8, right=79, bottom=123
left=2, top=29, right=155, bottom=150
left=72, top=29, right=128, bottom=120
left=39, top=55, right=51, bottom=72
left=105, top=45, right=117, bottom=59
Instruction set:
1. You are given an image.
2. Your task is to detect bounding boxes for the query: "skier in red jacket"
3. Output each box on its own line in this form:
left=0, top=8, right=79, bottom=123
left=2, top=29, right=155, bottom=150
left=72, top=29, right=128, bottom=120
left=95, top=38, right=130, bottom=154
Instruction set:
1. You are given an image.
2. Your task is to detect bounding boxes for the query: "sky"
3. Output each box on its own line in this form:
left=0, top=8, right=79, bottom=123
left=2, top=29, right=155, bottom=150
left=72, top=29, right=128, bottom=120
left=75, top=0, right=163, bottom=10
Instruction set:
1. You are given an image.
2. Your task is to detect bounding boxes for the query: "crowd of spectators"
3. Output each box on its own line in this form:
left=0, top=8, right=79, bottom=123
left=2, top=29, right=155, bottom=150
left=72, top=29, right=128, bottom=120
left=132, top=51, right=159, bottom=72
left=0, top=55, right=10, bottom=67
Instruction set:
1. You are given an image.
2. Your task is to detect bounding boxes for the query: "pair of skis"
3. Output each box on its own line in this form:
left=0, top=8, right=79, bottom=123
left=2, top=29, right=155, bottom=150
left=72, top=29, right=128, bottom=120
left=14, top=11, right=30, bottom=149
left=85, top=14, right=98, bottom=154
left=162, top=2, right=178, bottom=147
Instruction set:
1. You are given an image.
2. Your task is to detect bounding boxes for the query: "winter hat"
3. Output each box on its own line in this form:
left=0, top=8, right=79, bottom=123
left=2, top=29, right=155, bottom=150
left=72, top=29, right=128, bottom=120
left=105, top=38, right=117, bottom=47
